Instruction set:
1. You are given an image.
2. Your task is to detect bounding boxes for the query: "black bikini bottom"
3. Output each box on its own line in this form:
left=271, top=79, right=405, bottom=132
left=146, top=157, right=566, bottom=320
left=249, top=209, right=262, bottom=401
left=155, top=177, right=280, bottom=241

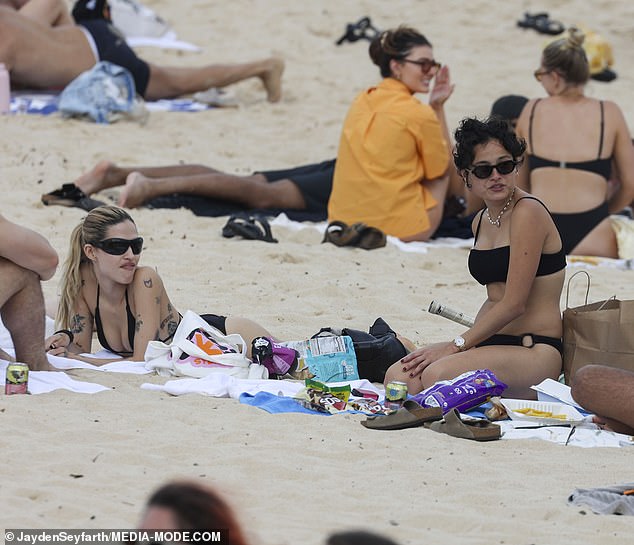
left=476, top=333, right=563, bottom=356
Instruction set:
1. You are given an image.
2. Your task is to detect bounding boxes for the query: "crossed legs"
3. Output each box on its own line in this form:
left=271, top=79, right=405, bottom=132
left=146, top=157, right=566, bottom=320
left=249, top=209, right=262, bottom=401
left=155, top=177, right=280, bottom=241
left=72, top=160, right=306, bottom=210
left=0, top=257, right=52, bottom=371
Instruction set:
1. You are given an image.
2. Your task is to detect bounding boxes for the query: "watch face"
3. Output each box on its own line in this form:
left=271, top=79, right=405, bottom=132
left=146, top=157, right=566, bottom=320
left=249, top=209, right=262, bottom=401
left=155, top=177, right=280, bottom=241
left=454, top=336, right=465, bottom=348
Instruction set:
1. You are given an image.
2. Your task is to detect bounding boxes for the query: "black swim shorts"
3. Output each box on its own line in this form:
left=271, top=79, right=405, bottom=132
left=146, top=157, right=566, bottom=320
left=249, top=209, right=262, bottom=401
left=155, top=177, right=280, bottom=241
left=259, top=158, right=335, bottom=215
left=79, top=20, right=151, bottom=97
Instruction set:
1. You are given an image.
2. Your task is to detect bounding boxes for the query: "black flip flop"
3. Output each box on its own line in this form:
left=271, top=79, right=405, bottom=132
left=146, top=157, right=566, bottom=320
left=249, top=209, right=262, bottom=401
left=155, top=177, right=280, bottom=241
left=517, top=12, right=565, bottom=36
left=336, top=16, right=381, bottom=45
left=41, top=183, right=105, bottom=211
left=221, top=214, right=278, bottom=243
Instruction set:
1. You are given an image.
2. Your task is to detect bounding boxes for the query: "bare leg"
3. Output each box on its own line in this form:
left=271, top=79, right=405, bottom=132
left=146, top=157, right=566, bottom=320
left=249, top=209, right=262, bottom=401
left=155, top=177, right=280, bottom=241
left=119, top=171, right=305, bottom=210
left=384, top=344, right=562, bottom=399
left=571, top=365, right=634, bottom=434
left=0, top=258, right=53, bottom=371
left=73, top=160, right=221, bottom=196
left=144, top=57, right=284, bottom=102
left=18, top=0, right=73, bottom=26
left=224, top=316, right=274, bottom=359
left=570, top=219, right=619, bottom=258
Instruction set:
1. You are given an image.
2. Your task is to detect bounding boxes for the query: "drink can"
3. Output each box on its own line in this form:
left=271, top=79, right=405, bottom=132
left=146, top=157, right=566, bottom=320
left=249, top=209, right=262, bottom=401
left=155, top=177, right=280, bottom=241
left=385, top=380, right=408, bottom=410
left=5, top=362, right=29, bottom=395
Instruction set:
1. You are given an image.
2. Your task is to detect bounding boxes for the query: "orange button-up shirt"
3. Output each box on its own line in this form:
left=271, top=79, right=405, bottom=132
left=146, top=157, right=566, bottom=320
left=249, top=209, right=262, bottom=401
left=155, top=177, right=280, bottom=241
left=328, top=78, right=449, bottom=238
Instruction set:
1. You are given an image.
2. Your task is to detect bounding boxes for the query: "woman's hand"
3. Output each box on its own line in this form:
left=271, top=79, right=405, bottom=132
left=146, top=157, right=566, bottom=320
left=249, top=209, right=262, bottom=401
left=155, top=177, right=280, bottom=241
left=429, top=65, right=454, bottom=109
left=45, top=330, right=72, bottom=357
left=400, top=341, right=456, bottom=379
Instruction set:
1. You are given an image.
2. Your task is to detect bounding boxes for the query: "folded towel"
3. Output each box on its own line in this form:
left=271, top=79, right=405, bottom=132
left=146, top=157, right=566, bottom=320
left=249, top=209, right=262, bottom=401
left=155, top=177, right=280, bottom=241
left=569, top=483, right=634, bottom=515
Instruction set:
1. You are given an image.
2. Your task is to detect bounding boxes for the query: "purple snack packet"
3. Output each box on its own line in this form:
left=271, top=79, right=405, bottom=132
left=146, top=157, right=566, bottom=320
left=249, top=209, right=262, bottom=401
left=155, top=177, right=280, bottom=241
left=251, top=336, right=298, bottom=377
left=411, top=369, right=507, bottom=414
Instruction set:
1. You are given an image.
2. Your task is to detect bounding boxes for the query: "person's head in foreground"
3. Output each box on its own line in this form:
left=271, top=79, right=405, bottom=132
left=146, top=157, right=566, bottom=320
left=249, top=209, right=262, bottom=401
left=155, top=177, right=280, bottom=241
left=326, top=530, right=401, bottom=545
left=490, top=95, right=529, bottom=130
left=369, top=26, right=439, bottom=94
left=138, top=481, right=249, bottom=545
left=453, top=116, right=526, bottom=194
left=535, top=27, right=590, bottom=94
left=57, top=205, right=141, bottom=328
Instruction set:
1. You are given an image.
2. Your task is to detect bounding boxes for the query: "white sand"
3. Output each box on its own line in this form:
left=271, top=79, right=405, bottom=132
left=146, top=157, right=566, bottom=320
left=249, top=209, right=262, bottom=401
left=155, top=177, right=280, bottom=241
left=1, top=1, right=634, bottom=543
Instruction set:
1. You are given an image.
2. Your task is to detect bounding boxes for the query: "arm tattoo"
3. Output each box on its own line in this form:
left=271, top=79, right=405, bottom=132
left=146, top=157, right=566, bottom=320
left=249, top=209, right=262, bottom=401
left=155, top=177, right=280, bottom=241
left=70, top=314, right=86, bottom=334
left=135, top=314, right=144, bottom=333
left=160, top=311, right=175, bottom=330
left=167, top=319, right=179, bottom=337
left=155, top=296, right=161, bottom=305
left=143, top=278, right=153, bottom=288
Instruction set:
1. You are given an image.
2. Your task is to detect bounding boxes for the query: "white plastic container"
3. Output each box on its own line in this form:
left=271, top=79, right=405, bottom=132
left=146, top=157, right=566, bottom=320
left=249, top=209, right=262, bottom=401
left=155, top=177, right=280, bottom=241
left=0, top=63, right=10, bottom=114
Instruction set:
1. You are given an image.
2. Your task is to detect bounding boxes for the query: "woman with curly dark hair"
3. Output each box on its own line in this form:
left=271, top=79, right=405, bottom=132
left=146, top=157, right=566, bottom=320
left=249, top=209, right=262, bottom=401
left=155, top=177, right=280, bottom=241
left=384, top=116, right=566, bottom=399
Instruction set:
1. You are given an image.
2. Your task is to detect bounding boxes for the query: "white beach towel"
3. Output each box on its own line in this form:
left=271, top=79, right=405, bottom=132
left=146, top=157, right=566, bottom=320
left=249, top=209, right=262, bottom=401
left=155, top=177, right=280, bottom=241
left=270, top=213, right=473, bottom=255
left=141, top=375, right=380, bottom=400
left=0, top=361, right=109, bottom=395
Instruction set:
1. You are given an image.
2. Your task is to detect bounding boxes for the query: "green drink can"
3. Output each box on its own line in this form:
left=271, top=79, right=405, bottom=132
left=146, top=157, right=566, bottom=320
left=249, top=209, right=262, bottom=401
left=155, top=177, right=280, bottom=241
left=385, top=380, right=408, bottom=410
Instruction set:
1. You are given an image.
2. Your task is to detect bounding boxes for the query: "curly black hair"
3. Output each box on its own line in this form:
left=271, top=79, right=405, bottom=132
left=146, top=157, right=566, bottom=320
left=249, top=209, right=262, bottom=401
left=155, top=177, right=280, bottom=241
left=453, top=116, right=526, bottom=174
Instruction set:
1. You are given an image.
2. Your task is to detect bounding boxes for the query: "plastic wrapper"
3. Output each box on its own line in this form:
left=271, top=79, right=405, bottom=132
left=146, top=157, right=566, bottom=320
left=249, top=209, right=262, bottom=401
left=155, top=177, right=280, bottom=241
left=411, top=369, right=507, bottom=414
left=294, top=379, right=350, bottom=414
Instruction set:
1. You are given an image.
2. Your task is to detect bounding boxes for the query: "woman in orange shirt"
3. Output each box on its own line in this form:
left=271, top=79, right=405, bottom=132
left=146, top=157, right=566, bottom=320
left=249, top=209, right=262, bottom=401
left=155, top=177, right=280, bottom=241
left=327, top=26, right=454, bottom=241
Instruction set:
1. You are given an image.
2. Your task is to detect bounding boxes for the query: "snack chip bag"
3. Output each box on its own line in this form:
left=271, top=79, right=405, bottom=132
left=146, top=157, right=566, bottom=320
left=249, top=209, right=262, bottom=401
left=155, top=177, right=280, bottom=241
left=411, top=369, right=507, bottom=414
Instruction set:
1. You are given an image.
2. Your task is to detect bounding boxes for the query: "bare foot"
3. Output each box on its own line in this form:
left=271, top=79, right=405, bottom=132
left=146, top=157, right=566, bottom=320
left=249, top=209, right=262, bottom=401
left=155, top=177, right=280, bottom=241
left=29, top=360, right=59, bottom=372
left=119, top=172, right=151, bottom=208
left=74, top=160, right=117, bottom=196
left=261, top=57, right=284, bottom=103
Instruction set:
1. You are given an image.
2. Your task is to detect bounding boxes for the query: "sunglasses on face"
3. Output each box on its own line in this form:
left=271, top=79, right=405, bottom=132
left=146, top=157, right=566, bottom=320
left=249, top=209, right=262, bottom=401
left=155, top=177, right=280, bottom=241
left=401, top=58, right=441, bottom=73
left=94, top=237, right=144, bottom=255
left=467, top=160, right=518, bottom=180
left=534, top=68, right=551, bottom=81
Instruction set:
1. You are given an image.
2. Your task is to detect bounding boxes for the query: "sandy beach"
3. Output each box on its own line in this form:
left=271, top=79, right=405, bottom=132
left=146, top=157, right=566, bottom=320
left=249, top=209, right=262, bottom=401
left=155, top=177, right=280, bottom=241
left=1, top=1, right=634, bottom=543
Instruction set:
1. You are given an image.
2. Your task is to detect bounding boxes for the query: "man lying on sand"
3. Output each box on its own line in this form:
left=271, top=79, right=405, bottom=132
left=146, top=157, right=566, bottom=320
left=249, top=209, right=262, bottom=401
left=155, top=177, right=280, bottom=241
left=0, top=0, right=283, bottom=101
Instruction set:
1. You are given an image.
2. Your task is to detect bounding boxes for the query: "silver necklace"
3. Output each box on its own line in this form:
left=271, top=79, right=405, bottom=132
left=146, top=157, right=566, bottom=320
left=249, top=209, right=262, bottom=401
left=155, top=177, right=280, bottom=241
left=485, top=187, right=516, bottom=228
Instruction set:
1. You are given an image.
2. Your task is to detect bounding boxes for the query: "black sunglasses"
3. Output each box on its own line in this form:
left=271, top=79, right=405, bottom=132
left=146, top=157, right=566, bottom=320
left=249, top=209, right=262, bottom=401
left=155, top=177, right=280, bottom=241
left=467, top=160, right=518, bottom=180
left=94, top=237, right=144, bottom=255
left=401, top=58, right=441, bottom=73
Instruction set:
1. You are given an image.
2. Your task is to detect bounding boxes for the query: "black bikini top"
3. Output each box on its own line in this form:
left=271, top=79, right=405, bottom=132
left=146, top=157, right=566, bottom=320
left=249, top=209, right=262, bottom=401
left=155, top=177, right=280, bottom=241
left=468, top=197, right=566, bottom=286
left=94, top=285, right=135, bottom=357
left=527, top=99, right=612, bottom=180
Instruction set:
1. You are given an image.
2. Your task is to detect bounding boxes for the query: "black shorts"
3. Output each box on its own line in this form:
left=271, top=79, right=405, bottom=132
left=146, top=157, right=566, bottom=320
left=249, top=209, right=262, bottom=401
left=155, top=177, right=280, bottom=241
left=200, top=314, right=227, bottom=335
left=259, top=159, right=335, bottom=215
left=80, top=20, right=150, bottom=97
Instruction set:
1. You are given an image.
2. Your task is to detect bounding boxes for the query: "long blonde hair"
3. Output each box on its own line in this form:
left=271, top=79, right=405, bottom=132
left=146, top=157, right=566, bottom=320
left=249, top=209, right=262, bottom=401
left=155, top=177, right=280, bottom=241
left=56, top=206, right=135, bottom=329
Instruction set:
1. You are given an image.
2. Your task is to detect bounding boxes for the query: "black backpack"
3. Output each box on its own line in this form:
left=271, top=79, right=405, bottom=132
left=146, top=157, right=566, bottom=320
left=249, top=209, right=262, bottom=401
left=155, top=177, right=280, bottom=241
left=311, top=317, right=408, bottom=383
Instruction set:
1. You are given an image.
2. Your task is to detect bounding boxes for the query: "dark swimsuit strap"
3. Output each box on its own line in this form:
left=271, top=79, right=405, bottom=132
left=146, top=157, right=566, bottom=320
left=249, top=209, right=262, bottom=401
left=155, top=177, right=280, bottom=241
left=528, top=98, right=541, bottom=153
left=95, top=284, right=136, bottom=354
left=473, top=209, right=486, bottom=243
left=530, top=98, right=606, bottom=160
left=598, top=100, right=605, bottom=158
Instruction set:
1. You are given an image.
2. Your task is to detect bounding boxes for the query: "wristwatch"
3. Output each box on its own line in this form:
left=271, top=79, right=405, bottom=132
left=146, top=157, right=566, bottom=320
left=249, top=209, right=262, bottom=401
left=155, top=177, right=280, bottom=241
left=453, top=335, right=467, bottom=352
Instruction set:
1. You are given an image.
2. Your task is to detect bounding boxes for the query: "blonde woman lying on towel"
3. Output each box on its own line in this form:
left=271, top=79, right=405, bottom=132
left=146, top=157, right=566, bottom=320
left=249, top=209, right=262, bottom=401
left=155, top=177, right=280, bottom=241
left=45, top=205, right=272, bottom=363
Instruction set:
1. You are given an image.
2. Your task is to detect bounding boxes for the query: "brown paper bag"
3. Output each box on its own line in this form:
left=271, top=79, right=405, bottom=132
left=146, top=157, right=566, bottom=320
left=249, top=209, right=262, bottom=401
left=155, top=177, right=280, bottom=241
left=562, top=272, right=634, bottom=384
